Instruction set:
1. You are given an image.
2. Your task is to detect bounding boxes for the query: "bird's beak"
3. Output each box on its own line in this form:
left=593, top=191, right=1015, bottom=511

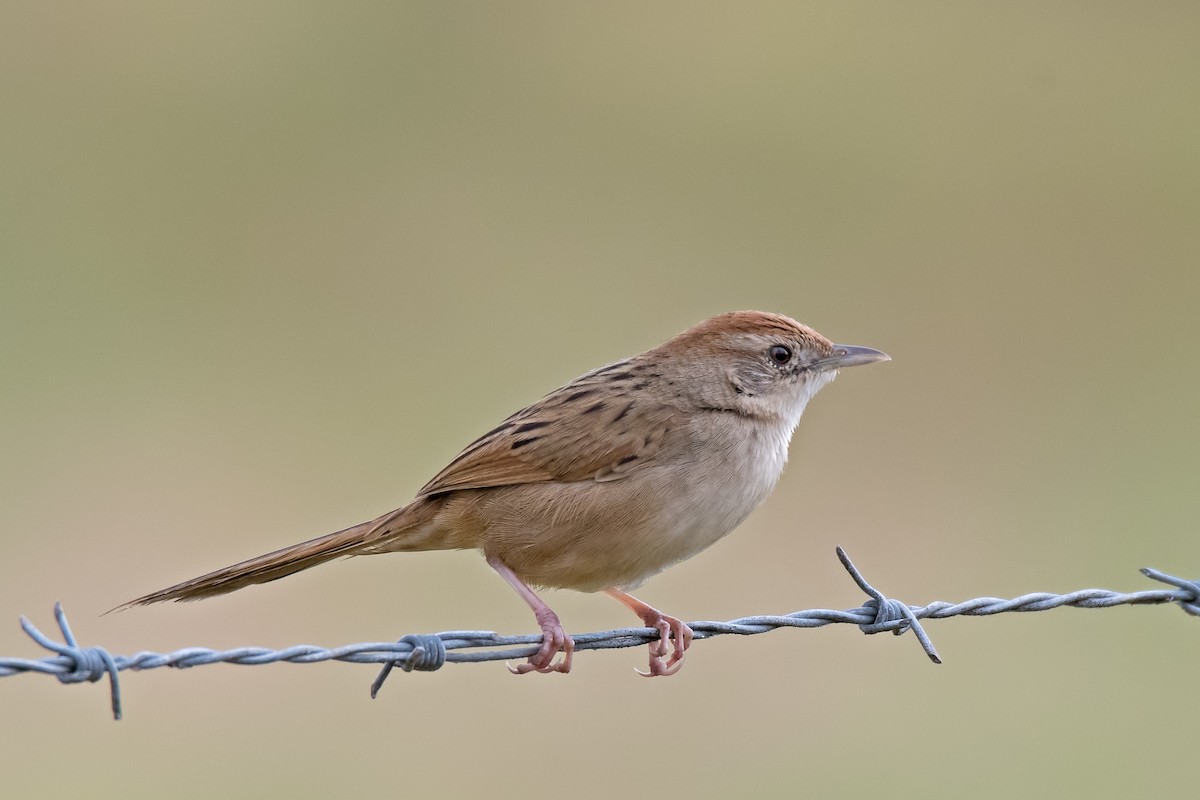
left=811, top=344, right=891, bottom=371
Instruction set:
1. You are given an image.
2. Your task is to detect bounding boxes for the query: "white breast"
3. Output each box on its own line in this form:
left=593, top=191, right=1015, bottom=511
left=625, top=413, right=792, bottom=584
left=631, top=372, right=837, bottom=585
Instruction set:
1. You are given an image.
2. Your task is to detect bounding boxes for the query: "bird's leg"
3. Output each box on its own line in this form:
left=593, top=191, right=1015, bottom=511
left=604, top=588, right=693, bottom=677
left=487, top=555, right=573, bottom=674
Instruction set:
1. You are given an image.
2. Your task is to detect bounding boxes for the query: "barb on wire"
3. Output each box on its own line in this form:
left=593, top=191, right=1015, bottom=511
left=2, top=548, right=1196, bottom=720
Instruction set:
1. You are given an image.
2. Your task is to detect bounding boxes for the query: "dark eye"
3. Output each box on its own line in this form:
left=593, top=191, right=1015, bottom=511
left=768, top=344, right=792, bottom=365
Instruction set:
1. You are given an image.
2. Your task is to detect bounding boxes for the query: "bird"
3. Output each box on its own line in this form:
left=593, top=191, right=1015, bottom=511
left=121, top=311, right=889, bottom=676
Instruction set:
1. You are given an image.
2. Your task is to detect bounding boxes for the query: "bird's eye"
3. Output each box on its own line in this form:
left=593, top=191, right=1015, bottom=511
left=768, top=344, right=792, bottom=365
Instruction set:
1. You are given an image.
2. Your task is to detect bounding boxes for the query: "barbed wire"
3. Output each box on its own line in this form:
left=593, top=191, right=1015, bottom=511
left=2, top=547, right=1196, bottom=720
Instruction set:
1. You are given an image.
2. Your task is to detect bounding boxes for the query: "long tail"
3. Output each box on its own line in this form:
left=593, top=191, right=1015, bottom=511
left=118, top=501, right=435, bottom=609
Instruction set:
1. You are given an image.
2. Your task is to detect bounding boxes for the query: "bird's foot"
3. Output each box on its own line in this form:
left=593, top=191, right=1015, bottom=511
left=487, top=554, right=574, bottom=675
left=603, top=588, right=694, bottom=677
left=509, top=611, right=574, bottom=674
left=635, top=610, right=693, bottom=678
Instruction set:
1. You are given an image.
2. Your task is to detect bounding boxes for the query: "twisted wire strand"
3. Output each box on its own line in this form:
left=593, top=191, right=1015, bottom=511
left=2, top=548, right=1196, bottom=720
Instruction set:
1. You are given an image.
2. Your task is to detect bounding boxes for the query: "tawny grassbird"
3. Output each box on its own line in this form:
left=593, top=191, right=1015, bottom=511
left=124, top=311, right=888, bottom=676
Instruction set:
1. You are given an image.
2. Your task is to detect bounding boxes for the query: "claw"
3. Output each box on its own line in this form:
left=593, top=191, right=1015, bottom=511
left=605, top=588, right=694, bottom=678
left=635, top=614, right=691, bottom=676
left=488, top=555, right=575, bottom=675
left=509, top=610, right=574, bottom=674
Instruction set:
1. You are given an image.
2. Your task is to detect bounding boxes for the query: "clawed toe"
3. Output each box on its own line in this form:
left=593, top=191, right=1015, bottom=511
left=509, top=658, right=570, bottom=675
left=509, top=619, right=574, bottom=675
left=603, top=588, right=695, bottom=677
left=636, top=614, right=693, bottom=677
left=488, top=556, right=575, bottom=676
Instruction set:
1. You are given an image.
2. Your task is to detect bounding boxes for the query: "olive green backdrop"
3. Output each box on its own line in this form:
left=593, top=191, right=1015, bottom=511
left=2, top=3, right=1197, bottom=798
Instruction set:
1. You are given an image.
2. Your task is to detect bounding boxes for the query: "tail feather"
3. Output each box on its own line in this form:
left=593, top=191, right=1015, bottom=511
left=118, top=509, right=412, bottom=609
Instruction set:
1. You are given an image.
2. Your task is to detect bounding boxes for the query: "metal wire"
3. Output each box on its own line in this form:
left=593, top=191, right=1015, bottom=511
left=2, top=548, right=1196, bottom=721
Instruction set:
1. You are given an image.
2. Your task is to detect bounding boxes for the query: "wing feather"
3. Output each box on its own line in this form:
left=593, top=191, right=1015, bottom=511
left=417, top=361, right=676, bottom=496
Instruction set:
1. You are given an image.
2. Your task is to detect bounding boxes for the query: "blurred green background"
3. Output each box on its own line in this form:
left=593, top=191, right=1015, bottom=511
left=2, top=3, right=1198, bottom=798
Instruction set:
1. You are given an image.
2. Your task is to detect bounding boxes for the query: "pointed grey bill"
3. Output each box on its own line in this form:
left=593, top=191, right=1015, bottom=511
left=811, top=344, right=890, bottom=371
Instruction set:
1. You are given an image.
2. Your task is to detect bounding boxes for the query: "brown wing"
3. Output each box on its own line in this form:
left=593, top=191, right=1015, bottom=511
left=417, top=361, right=677, bottom=496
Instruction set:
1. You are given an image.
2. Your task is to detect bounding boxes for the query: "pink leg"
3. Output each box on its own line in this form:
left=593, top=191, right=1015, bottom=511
left=487, top=555, right=573, bottom=674
left=604, top=588, right=693, bottom=677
